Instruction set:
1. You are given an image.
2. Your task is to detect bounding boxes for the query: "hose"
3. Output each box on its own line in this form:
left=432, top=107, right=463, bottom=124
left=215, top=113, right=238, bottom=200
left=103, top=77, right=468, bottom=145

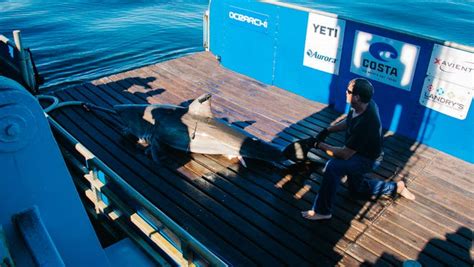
left=36, top=94, right=116, bottom=114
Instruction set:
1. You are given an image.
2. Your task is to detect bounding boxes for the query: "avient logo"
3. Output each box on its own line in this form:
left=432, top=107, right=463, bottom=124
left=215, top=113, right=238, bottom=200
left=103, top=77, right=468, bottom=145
left=433, top=58, right=474, bottom=74
left=362, top=42, right=399, bottom=77
left=306, top=49, right=337, bottom=63
left=229, top=11, right=268, bottom=29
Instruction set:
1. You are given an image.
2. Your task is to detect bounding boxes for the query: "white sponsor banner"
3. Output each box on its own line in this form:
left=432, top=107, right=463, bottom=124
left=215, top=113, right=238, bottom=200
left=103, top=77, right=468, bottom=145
left=350, top=31, right=420, bottom=91
left=419, top=76, right=472, bottom=120
left=427, top=44, right=474, bottom=88
left=303, top=13, right=345, bottom=75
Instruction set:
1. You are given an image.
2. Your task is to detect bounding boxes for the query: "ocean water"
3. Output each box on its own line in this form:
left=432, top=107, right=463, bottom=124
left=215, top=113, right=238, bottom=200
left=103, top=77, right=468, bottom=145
left=1, top=0, right=473, bottom=90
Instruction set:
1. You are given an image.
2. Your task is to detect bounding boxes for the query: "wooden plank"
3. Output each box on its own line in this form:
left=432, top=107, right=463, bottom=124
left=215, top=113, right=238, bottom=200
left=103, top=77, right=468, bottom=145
left=53, top=90, right=279, bottom=266
left=119, top=57, right=426, bottom=185
left=63, top=83, right=321, bottom=262
left=90, top=56, right=412, bottom=224
left=418, top=153, right=474, bottom=194
left=107, top=68, right=286, bottom=142
left=84, top=70, right=340, bottom=264
left=47, top=52, right=474, bottom=266
left=353, top=230, right=426, bottom=266
left=189, top=153, right=360, bottom=247
left=405, top=182, right=474, bottom=228
left=199, top=154, right=369, bottom=233
left=344, top=242, right=395, bottom=266
left=180, top=53, right=438, bottom=162
left=375, top=214, right=472, bottom=266
left=173, top=154, right=338, bottom=264
left=385, top=201, right=473, bottom=247
left=338, top=254, right=364, bottom=267
left=104, top=62, right=388, bottom=186
left=107, top=65, right=396, bottom=222
left=412, top=175, right=474, bottom=218
left=77, top=71, right=362, bottom=264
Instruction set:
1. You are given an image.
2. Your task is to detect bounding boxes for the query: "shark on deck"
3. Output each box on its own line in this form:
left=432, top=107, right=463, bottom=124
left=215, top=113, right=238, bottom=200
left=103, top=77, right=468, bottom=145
left=113, top=93, right=316, bottom=167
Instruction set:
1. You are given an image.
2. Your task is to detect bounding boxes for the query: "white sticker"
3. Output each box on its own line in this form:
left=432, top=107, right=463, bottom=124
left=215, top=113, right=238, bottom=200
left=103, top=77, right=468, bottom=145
left=419, top=76, right=472, bottom=120
left=350, top=31, right=420, bottom=91
left=427, top=44, right=474, bottom=88
left=303, top=13, right=345, bottom=75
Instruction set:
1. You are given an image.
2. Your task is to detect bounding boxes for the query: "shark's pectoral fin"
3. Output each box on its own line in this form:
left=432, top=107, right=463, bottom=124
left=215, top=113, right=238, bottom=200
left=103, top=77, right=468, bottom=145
left=238, top=156, right=247, bottom=168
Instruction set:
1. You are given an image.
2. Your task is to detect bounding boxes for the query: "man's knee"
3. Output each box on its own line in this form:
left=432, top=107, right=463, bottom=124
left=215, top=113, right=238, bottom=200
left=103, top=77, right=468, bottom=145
left=323, top=159, right=344, bottom=176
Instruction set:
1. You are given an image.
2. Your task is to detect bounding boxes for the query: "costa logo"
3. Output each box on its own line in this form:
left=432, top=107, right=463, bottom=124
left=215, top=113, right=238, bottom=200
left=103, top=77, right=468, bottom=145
left=351, top=30, right=419, bottom=91
left=360, top=42, right=400, bottom=77
left=369, top=42, right=398, bottom=62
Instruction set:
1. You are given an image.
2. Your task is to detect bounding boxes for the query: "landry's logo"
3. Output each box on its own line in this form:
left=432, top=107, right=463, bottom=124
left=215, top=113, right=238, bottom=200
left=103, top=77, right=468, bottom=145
left=433, top=58, right=474, bottom=74
left=228, top=11, right=268, bottom=29
left=361, top=42, right=399, bottom=77
left=306, top=49, right=337, bottom=63
left=424, top=84, right=465, bottom=110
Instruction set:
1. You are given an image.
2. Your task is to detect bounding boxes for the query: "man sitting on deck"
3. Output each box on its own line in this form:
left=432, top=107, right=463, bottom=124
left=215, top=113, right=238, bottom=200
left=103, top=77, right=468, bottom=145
left=302, top=78, right=415, bottom=221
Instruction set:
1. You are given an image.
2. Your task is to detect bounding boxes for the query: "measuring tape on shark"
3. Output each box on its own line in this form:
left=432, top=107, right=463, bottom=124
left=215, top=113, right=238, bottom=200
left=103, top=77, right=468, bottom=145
left=37, top=93, right=324, bottom=168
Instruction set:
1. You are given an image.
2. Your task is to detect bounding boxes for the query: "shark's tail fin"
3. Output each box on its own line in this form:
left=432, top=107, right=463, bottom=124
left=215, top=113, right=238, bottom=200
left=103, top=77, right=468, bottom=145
left=282, top=136, right=317, bottom=162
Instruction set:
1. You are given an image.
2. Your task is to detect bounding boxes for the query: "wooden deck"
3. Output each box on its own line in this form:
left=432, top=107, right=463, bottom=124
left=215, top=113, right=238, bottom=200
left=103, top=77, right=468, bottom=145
left=47, top=52, right=473, bottom=266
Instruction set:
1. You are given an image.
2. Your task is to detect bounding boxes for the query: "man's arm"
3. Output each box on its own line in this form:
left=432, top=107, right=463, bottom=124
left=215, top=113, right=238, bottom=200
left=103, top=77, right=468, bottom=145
left=317, top=142, right=356, bottom=160
left=327, top=119, right=347, bottom=133
left=313, top=118, right=354, bottom=159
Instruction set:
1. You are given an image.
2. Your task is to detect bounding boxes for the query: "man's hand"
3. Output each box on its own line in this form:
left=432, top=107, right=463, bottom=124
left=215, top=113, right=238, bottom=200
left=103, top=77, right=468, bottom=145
left=318, top=142, right=356, bottom=160
left=314, top=128, right=329, bottom=148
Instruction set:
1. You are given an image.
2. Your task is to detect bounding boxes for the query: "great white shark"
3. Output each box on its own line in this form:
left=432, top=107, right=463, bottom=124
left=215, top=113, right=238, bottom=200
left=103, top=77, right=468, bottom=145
left=114, top=93, right=316, bottom=167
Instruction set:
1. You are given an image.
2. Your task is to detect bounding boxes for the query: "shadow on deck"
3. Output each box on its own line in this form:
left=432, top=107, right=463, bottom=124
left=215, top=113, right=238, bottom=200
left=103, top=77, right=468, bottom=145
left=47, top=52, right=473, bottom=266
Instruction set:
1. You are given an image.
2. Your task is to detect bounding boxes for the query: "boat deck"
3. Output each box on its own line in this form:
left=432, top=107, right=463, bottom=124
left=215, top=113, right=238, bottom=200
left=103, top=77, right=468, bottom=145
left=47, top=52, right=473, bottom=266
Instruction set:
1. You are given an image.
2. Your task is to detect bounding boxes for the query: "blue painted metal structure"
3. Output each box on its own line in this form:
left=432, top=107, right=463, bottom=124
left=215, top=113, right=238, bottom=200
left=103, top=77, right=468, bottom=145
left=0, top=76, right=110, bottom=266
left=209, top=0, right=474, bottom=163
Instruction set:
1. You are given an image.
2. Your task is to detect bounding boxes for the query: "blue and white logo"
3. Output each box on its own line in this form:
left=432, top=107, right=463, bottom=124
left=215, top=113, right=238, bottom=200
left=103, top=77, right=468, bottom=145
left=351, top=31, right=420, bottom=91
left=303, top=13, right=346, bottom=75
left=369, top=42, right=398, bottom=62
left=228, top=6, right=269, bottom=33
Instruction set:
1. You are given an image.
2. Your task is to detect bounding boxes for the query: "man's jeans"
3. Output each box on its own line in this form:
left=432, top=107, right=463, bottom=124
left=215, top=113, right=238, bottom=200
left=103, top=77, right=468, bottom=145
left=313, top=154, right=396, bottom=215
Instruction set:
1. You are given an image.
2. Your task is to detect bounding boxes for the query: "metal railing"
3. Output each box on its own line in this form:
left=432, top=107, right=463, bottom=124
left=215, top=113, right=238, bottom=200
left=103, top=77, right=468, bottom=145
left=47, top=115, right=228, bottom=267
left=0, top=30, right=41, bottom=94
left=203, top=10, right=210, bottom=51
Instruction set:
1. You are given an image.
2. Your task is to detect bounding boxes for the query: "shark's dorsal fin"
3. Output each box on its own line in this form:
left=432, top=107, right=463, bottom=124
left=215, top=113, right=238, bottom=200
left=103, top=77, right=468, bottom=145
left=188, top=93, right=213, bottom=117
